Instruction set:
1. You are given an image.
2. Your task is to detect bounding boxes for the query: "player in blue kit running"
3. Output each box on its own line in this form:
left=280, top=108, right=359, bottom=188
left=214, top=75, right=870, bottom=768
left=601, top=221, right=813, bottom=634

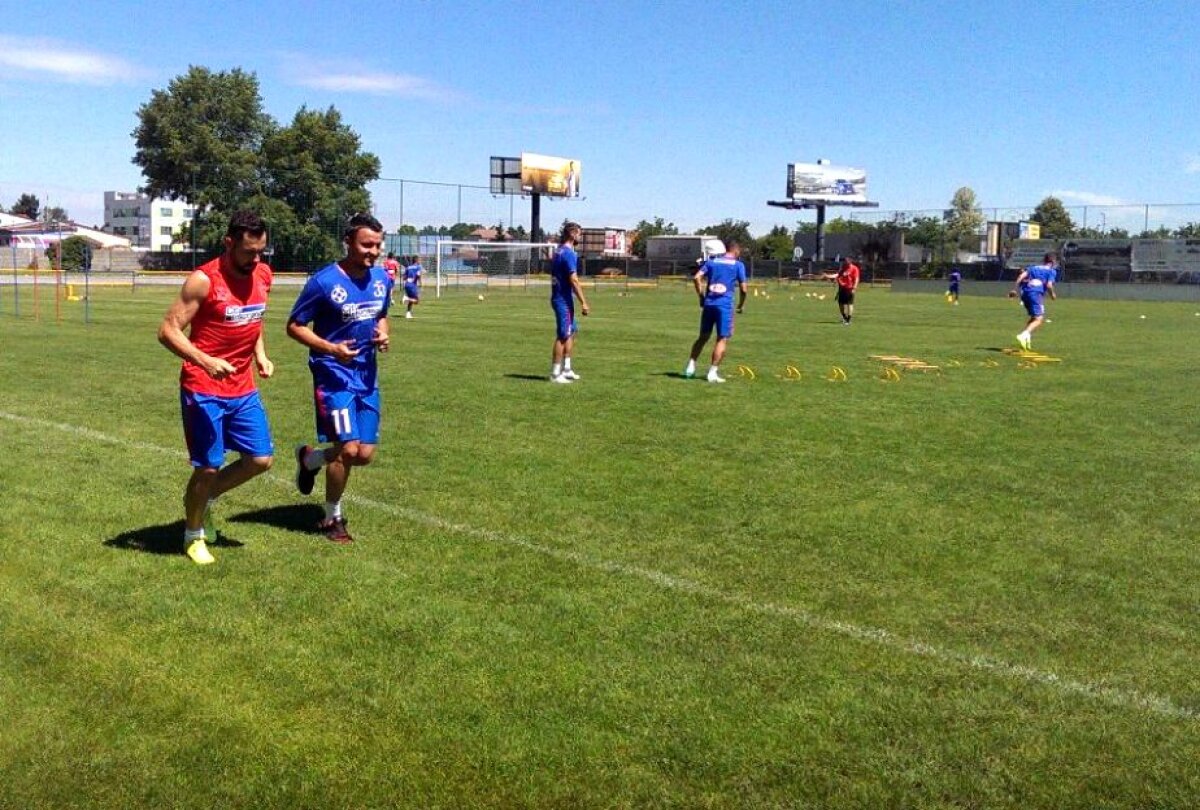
left=549, top=221, right=590, bottom=383
left=287, top=213, right=392, bottom=543
left=1009, top=252, right=1058, bottom=350
left=402, top=256, right=422, bottom=319
left=947, top=267, right=962, bottom=305
left=684, top=239, right=747, bottom=383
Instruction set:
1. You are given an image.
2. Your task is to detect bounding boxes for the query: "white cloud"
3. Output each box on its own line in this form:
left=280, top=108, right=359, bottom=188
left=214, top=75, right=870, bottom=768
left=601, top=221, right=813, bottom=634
left=0, top=36, right=144, bottom=85
left=1048, top=190, right=1130, bottom=207
left=1185, top=155, right=1200, bottom=175
left=282, top=55, right=458, bottom=101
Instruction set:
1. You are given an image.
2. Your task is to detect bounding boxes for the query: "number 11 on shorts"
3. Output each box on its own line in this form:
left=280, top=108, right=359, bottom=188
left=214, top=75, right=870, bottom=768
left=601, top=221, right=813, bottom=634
left=331, top=407, right=352, bottom=436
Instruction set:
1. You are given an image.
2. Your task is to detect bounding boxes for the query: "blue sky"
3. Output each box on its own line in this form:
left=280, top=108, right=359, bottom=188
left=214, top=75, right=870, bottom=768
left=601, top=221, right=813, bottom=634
left=2, top=0, right=1199, bottom=235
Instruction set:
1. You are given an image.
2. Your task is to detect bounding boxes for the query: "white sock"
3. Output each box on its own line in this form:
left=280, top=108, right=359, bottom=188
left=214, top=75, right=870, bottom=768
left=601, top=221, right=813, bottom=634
left=707, top=365, right=720, bottom=377
left=325, top=501, right=342, bottom=521
left=1018, top=331, right=1030, bottom=341
left=563, top=357, right=573, bottom=371
left=551, top=363, right=562, bottom=378
left=685, top=359, right=696, bottom=374
left=304, top=447, right=327, bottom=471
left=185, top=527, right=205, bottom=542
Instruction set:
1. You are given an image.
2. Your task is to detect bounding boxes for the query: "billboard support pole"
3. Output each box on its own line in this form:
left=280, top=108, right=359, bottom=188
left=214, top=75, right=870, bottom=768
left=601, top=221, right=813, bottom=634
left=531, top=193, right=542, bottom=243
left=815, top=204, right=827, bottom=261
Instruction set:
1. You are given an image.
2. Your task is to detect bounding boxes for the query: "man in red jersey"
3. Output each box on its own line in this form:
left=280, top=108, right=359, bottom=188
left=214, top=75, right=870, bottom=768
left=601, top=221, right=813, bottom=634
left=158, top=211, right=275, bottom=565
left=826, top=256, right=860, bottom=325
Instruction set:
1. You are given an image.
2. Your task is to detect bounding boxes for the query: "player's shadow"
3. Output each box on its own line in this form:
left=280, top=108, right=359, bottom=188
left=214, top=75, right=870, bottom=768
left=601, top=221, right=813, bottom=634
left=227, top=503, right=324, bottom=534
left=504, top=373, right=551, bottom=382
left=105, top=520, right=244, bottom=556
left=658, top=371, right=691, bottom=379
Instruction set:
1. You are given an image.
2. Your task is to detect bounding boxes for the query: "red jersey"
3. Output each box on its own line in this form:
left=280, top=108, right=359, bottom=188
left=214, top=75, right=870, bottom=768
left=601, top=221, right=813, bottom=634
left=179, top=255, right=273, bottom=397
left=836, top=263, right=860, bottom=290
left=383, top=258, right=400, bottom=282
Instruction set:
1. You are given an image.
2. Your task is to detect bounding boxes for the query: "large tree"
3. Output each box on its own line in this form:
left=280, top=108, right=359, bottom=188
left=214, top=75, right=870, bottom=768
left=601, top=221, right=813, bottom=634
left=132, top=66, right=274, bottom=212
left=261, top=105, right=380, bottom=234
left=10, top=193, right=40, bottom=220
left=630, top=217, right=678, bottom=257
left=758, top=224, right=794, bottom=260
left=945, top=187, right=983, bottom=247
left=1030, top=196, right=1076, bottom=239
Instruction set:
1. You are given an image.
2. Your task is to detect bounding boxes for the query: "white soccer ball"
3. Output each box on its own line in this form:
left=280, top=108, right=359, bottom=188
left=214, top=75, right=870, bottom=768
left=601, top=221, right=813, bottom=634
left=477, top=294, right=485, bottom=301
left=1139, top=315, right=1146, bottom=319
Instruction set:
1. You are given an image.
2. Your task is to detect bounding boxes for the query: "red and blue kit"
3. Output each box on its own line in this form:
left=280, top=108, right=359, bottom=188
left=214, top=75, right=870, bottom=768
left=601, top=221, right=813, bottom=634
left=179, top=256, right=274, bottom=468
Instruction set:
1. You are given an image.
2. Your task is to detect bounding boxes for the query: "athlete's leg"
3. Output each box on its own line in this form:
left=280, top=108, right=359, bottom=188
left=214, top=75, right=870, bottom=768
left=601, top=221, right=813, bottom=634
left=210, top=454, right=273, bottom=499
left=185, top=467, right=218, bottom=531
left=711, top=337, right=729, bottom=366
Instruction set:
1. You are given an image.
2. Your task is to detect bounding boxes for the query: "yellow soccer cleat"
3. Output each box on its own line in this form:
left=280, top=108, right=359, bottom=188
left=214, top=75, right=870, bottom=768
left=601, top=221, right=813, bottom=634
left=186, top=538, right=216, bottom=565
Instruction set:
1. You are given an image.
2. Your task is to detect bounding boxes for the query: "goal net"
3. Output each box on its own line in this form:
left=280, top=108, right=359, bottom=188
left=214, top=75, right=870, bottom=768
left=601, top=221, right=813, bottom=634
left=433, top=240, right=558, bottom=297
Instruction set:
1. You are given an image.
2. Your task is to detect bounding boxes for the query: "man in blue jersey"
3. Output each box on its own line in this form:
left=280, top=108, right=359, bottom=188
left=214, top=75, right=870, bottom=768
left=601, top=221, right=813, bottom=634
left=947, top=267, right=962, bottom=305
left=549, top=221, right=590, bottom=383
left=402, top=255, right=422, bottom=319
left=683, top=239, right=747, bottom=383
left=287, top=213, right=392, bottom=543
left=1009, top=252, right=1058, bottom=350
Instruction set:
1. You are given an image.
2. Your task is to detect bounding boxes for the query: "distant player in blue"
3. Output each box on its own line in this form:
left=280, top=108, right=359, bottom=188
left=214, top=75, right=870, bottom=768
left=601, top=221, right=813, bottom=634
left=549, top=221, right=590, bottom=383
left=684, top=239, right=747, bottom=383
left=1009, top=252, right=1058, bottom=350
left=402, top=256, right=422, bottom=319
left=287, top=213, right=392, bottom=543
left=947, top=267, right=962, bottom=305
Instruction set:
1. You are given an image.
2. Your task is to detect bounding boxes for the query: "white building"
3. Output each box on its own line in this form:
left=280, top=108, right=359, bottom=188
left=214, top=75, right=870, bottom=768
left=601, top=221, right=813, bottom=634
left=104, top=191, right=195, bottom=251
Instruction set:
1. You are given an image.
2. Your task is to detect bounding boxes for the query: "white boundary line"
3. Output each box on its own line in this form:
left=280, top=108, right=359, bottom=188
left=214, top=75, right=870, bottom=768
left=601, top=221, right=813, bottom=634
left=2, top=408, right=1195, bottom=723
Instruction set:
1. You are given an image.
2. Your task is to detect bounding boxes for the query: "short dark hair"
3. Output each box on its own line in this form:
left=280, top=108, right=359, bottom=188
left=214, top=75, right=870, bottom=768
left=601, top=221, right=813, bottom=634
left=1043, top=252, right=1057, bottom=263
left=725, top=238, right=741, bottom=251
left=343, top=212, right=384, bottom=242
left=226, top=210, right=266, bottom=242
left=559, top=221, right=581, bottom=243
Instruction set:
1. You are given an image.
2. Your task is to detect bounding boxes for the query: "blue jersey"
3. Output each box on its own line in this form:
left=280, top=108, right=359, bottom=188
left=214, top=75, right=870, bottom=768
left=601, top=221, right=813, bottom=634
left=289, top=262, right=392, bottom=393
left=1021, top=264, right=1057, bottom=298
left=948, top=270, right=962, bottom=285
left=550, top=245, right=577, bottom=305
left=403, top=263, right=422, bottom=284
left=698, top=255, right=747, bottom=308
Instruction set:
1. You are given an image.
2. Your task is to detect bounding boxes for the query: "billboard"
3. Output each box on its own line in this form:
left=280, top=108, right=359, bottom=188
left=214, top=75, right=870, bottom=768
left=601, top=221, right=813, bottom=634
left=520, top=152, right=581, bottom=198
left=787, top=162, right=868, bottom=203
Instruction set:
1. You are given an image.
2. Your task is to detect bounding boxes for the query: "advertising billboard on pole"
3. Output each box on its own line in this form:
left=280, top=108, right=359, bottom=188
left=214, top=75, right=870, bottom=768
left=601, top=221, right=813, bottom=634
left=520, top=152, right=581, bottom=198
left=787, top=162, right=868, bottom=204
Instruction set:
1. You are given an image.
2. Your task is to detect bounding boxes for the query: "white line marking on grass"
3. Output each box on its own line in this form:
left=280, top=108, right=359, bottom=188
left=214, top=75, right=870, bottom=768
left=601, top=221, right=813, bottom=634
left=3, top=408, right=1196, bottom=723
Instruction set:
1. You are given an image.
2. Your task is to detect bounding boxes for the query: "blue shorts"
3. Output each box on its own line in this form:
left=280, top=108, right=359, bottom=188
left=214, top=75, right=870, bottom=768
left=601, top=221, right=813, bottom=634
left=314, top=386, right=381, bottom=445
left=404, top=283, right=420, bottom=301
left=181, top=389, right=273, bottom=469
left=1022, top=294, right=1045, bottom=318
left=699, top=304, right=734, bottom=340
left=552, top=299, right=577, bottom=340
left=949, top=283, right=960, bottom=294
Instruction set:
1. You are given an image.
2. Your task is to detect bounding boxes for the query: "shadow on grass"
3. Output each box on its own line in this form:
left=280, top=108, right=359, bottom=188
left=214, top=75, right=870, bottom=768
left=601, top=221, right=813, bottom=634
left=503, top=373, right=550, bottom=382
left=105, top=520, right=245, bottom=556
left=657, top=371, right=693, bottom=380
left=228, top=503, right=324, bottom=534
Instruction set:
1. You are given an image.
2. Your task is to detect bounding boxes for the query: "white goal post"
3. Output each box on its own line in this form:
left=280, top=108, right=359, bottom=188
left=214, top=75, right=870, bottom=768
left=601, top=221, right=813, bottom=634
left=433, top=240, right=558, bottom=297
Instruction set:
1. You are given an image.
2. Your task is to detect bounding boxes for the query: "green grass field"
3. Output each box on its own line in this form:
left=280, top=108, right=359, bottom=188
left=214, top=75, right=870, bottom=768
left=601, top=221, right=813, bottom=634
left=1, top=281, right=1198, bottom=808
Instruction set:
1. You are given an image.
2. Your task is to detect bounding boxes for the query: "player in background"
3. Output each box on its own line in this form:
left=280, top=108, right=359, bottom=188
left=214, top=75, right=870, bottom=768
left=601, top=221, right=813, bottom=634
left=402, top=255, right=423, bottom=319
left=288, top=213, right=392, bottom=544
left=684, top=239, right=747, bottom=383
left=549, top=221, right=590, bottom=383
left=383, top=252, right=401, bottom=304
left=825, top=256, right=860, bottom=324
left=947, top=266, right=962, bottom=305
left=1010, top=252, right=1058, bottom=350
left=157, top=211, right=275, bottom=565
